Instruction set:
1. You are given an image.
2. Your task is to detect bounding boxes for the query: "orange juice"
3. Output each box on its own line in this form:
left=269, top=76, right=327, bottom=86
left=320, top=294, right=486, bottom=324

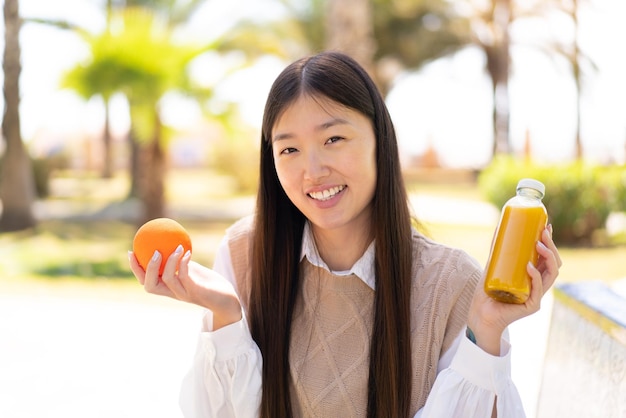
left=484, top=179, right=548, bottom=304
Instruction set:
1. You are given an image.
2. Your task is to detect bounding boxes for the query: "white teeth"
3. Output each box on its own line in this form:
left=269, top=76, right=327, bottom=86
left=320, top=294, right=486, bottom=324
left=309, top=185, right=345, bottom=201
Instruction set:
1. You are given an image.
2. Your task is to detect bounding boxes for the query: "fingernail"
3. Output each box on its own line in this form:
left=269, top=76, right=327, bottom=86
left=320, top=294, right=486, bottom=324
left=152, top=250, right=161, bottom=261
left=174, top=244, right=184, bottom=255
left=127, top=250, right=133, bottom=261
left=548, top=224, right=553, bottom=236
left=183, top=250, right=191, bottom=259
left=537, top=241, right=548, bottom=250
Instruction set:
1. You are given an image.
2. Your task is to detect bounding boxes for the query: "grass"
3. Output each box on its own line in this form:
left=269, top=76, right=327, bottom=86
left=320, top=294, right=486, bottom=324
left=2, top=170, right=625, bottom=293
left=0, top=219, right=229, bottom=282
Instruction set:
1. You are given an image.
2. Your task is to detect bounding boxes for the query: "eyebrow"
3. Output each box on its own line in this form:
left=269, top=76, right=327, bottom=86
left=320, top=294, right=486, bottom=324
left=272, top=117, right=350, bottom=142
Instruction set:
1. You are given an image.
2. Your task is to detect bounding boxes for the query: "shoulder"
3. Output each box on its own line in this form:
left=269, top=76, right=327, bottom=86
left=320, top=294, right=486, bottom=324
left=223, top=215, right=256, bottom=310
left=225, top=214, right=255, bottom=240
left=411, top=230, right=482, bottom=273
left=224, top=214, right=256, bottom=269
left=410, top=229, right=483, bottom=292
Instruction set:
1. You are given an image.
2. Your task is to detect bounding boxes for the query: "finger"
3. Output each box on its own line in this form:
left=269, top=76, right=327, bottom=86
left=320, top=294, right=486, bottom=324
left=177, top=250, right=192, bottom=281
left=172, top=250, right=194, bottom=299
left=144, top=250, right=171, bottom=297
left=161, top=244, right=184, bottom=278
left=525, top=261, right=544, bottom=313
left=542, top=226, right=562, bottom=268
left=128, top=251, right=146, bottom=285
left=161, top=245, right=189, bottom=299
left=536, top=240, right=559, bottom=291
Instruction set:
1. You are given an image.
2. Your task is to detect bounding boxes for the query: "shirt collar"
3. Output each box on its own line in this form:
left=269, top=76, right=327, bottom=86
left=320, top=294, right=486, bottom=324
left=300, top=221, right=376, bottom=290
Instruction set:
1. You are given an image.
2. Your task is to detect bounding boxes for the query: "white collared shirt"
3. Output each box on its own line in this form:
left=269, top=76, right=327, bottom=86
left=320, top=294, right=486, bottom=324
left=299, top=221, right=376, bottom=288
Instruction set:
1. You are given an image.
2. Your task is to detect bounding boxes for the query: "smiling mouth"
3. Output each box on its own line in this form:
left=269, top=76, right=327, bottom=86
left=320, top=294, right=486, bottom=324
left=308, top=185, right=346, bottom=201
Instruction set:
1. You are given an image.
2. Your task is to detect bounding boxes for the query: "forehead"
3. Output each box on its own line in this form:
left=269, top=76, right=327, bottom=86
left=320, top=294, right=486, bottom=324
left=273, top=94, right=364, bottom=131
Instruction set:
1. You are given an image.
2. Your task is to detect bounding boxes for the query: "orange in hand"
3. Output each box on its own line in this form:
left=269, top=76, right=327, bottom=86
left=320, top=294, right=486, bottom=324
left=132, top=218, right=192, bottom=276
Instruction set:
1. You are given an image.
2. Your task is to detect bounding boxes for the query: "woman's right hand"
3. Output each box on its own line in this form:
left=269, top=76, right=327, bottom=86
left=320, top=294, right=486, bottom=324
left=128, top=246, right=242, bottom=330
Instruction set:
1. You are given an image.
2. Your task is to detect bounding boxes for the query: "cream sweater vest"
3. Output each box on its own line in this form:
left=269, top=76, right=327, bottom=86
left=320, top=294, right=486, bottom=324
left=226, top=216, right=481, bottom=417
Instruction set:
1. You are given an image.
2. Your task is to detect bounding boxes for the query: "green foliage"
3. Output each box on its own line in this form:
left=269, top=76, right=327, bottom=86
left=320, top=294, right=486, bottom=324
left=35, top=259, right=133, bottom=279
left=604, top=164, right=626, bottom=212
left=478, top=156, right=626, bottom=245
left=0, top=220, right=136, bottom=280
left=62, top=7, right=212, bottom=143
left=372, top=0, right=467, bottom=69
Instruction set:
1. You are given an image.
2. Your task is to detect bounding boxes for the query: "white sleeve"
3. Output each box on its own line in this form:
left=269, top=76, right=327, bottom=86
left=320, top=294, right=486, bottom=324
left=179, top=235, right=262, bottom=418
left=415, top=328, right=526, bottom=418
left=211, top=235, right=238, bottom=295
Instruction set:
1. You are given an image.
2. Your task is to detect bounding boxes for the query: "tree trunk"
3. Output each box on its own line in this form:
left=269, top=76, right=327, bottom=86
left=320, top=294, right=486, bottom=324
left=102, top=97, right=114, bottom=178
left=102, top=0, right=115, bottom=178
left=571, top=0, right=583, bottom=160
left=128, top=128, right=141, bottom=199
left=325, top=0, right=376, bottom=81
left=485, top=0, right=512, bottom=158
left=137, top=112, right=165, bottom=225
left=0, top=0, right=36, bottom=231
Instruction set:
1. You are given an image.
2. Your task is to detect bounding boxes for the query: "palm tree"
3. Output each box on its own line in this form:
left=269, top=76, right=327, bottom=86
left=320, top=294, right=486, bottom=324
left=441, top=0, right=595, bottom=159
left=567, top=0, right=583, bottom=160
left=0, top=0, right=37, bottom=231
left=61, top=33, right=123, bottom=179
left=553, top=0, right=594, bottom=160
left=482, top=0, right=513, bottom=156
left=441, top=0, right=514, bottom=156
left=119, top=0, right=205, bottom=202
left=63, top=0, right=206, bottom=181
left=63, top=4, right=220, bottom=223
left=453, top=0, right=593, bottom=160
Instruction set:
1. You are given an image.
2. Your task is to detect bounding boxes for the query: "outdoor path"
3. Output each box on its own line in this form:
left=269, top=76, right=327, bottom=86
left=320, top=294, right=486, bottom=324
left=3, top=194, right=553, bottom=418
left=0, top=284, right=202, bottom=418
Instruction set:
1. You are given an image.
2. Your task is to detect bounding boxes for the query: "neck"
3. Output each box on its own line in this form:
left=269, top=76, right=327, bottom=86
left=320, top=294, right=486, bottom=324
left=312, top=223, right=373, bottom=272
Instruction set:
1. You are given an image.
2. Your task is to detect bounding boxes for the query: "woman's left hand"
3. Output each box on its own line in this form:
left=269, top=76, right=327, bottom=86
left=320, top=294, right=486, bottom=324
left=468, top=225, right=563, bottom=355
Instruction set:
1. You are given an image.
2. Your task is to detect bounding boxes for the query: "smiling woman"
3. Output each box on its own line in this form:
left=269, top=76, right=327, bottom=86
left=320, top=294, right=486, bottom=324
left=128, top=51, right=562, bottom=418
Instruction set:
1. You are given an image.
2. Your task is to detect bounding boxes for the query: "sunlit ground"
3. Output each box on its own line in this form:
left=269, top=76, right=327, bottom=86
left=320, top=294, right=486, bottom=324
left=1, top=169, right=625, bottom=418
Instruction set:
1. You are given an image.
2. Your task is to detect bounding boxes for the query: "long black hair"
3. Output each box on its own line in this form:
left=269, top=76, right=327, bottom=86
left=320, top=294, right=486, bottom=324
left=249, top=51, right=414, bottom=417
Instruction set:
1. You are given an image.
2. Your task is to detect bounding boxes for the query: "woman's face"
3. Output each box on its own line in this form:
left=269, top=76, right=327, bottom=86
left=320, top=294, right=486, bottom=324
left=271, top=94, right=377, bottom=235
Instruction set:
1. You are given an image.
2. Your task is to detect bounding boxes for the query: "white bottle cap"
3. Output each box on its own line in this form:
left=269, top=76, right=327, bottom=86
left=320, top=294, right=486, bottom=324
left=517, top=178, right=545, bottom=196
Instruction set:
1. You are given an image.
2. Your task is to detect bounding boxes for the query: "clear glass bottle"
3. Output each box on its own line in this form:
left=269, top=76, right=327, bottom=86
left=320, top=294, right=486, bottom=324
left=484, top=178, right=548, bottom=304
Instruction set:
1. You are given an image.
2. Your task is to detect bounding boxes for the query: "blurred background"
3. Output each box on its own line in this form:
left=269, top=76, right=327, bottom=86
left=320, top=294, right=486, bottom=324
left=0, top=0, right=624, bottom=417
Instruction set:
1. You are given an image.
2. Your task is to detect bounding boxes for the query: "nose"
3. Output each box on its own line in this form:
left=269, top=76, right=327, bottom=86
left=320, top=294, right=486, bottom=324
left=303, top=149, right=330, bottom=181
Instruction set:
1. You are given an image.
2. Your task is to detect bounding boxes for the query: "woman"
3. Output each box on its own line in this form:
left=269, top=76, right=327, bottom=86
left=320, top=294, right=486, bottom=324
left=129, top=51, right=561, bottom=418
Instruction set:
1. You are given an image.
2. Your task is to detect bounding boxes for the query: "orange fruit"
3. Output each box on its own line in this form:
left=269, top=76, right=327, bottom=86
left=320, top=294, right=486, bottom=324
left=132, top=218, right=192, bottom=276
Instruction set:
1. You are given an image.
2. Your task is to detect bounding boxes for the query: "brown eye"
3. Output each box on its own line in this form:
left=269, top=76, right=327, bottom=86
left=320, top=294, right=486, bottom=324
left=280, top=147, right=298, bottom=155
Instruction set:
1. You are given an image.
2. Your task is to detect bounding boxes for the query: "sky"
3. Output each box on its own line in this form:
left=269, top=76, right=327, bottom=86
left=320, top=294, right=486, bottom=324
left=5, top=0, right=626, bottom=168
left=386, top=0, right=626, bottom=167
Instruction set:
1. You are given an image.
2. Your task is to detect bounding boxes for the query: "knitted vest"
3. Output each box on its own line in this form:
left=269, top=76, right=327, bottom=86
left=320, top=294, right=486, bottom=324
left=226, top=216, right=481, bottom=417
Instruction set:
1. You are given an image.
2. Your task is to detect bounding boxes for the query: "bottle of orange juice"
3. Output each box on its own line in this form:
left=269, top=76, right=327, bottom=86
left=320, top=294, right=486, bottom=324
left=484, top=178, right=548, bottom=304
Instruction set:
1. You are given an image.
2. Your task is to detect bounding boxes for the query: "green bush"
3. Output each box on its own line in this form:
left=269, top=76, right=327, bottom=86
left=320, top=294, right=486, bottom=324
left=478, top=156, right=625, bottom=245
left=32, top=158, right=52, bottom=198
left=0, top=153, right=69, bottom=199
left=31, top=154, right=70, bottom=198
left=604, top=164, right=626, bottom=212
